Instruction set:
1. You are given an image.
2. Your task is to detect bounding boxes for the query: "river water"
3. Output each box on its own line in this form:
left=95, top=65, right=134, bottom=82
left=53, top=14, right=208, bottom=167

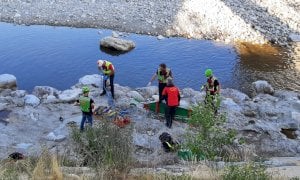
left=0, top=22, right=299, bottom=94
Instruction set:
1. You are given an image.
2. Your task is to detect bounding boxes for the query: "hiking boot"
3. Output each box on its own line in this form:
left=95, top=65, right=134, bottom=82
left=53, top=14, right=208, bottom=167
left=100, top=91, right=106, bottom=96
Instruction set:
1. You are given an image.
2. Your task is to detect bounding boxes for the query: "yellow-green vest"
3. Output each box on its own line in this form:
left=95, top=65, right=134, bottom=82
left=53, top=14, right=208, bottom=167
left=103, top=61, right=114, bottom=75
left=157, top=68, right=170, bottom=83
left=79, top=96, right=91, bottom=113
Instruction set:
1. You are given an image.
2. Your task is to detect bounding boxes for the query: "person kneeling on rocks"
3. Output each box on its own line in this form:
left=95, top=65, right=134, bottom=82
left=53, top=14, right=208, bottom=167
left=74, top=86, right=95, bottom=131
left=161, top=78, right=180, bottom=128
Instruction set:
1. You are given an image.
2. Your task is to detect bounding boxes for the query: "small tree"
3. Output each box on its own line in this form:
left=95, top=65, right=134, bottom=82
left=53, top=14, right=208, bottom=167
left=184, top=103, right=236, bottom=160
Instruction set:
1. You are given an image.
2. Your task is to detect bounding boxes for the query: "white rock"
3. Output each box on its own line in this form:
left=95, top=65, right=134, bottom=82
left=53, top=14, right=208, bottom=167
left=58, top=89, right=81, bottom=103
left=292, top=112, right=300, bottom=122
left=179, top=99, right=190, bottom=109
left=10, top=90, right=26, bottom=98
left=15, top=143, right=32, bottom=152
left=252, top=80, right=274, bottom=95
left=0, top=103, right=8, bottom=111
left=78, top=74, right=101, bottom=87
left=0, top=74, right=17, bottom=90
left=221, top=98, right=242, bottom=112
left=44, top=95, right=59, bottom=104
left=136, top=86, right=158, bottom=98
left=46, top=132, right=66, bottom=142
left=289, top=34, right=300, bottom=42
left=222, top=88, right=250, bottom=104
left=112, top=31, right=119, bottom=38
left=14, top=13, right=21, bottom=18
left=293, top=100, right=300, bottom=111
left=24, top=95, right=40, bottom=107
left=157, top=35, right=165, bottom=40
left=33, top=86, right=59, bottom=98
left=127, top=91, right=145, bottom=102
left=152, top=95, right=159, bottom=102
left=100, top=36, right=135, bottom=51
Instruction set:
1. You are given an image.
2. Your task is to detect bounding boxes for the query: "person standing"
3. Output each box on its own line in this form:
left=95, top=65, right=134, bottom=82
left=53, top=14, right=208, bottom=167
left=97, top=60, right=115, bottom=99
left=75, top=86, right=95, bottom=131
left=202, top=69, right=221, bottom=113
left=161, top=78, right=180, bottom=128
left=147, top=63, right=173, bottom=102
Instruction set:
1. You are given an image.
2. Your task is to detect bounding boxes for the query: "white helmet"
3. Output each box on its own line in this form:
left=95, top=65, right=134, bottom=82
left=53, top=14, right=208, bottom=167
left=97, top=60, right=104, bottom=67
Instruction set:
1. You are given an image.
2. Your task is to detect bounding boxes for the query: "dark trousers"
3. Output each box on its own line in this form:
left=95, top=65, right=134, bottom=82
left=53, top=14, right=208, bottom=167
left=158, top=83, right=167, bottom=102
left=103, top=74, right=115, bottom=99
left=165, top=106, right=176, bottom=128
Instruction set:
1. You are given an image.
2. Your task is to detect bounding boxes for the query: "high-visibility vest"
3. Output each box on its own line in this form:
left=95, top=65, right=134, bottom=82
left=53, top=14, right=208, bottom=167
left=206, top=76, right=219, bottom=95
left=157, top=68, right=170, bottom=83
left=79, top=96, right=91, bottom=113
left=102, top=61, right=114, bottom=75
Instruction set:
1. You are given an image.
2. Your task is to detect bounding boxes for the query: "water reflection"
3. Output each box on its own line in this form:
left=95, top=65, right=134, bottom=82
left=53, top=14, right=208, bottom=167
left=234, top=43, right=300, bottom=93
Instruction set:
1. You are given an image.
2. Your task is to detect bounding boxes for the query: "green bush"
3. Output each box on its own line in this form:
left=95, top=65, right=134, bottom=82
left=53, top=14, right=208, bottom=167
left=222, top=162, right=271, bottom=180
left=184, top=103, right=237, bottom=160
left=71, top=120, right=133, bottom=173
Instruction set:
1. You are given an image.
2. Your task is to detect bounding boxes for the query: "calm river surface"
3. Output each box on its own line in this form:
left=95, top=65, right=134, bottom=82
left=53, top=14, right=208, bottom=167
left=0, top=22, right=299, bottom=94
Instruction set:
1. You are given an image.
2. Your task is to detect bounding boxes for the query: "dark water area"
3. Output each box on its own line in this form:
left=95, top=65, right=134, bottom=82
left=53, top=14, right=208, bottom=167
left=0, top=22, right=299, bottom=94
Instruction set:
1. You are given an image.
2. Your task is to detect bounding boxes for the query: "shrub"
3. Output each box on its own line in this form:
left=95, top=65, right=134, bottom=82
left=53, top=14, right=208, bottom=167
left=0, top=150, right=64, bottom=180
left=71, top=119, right=133, bottom=173
left=222, top=162, right=271, bottom=180
left=184, top=103, right=237, bottom=160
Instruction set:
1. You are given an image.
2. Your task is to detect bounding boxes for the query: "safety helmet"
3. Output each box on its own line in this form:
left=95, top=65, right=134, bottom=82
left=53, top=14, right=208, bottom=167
left=82, top=86, right=90, bottom=93
left=97, top=60, right=104, bottom=67
left=205, top=69, right=213, bottom=77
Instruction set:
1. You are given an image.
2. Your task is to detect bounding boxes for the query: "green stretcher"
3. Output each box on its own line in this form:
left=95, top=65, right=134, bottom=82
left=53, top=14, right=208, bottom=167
left=143, top=102, right=192, bottom=122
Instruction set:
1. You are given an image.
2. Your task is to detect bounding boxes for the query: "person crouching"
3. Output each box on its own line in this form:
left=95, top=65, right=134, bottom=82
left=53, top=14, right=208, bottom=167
left=161, top=78, right=180, bottom=128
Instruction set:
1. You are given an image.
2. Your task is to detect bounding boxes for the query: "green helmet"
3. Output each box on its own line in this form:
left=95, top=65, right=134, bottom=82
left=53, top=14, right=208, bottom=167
left=82, top=86, right=90, bottom=93
left=205, top=69, right=213, bottom=77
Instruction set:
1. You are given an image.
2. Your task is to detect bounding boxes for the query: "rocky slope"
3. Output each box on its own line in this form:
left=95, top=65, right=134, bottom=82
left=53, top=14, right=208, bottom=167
left=0, top=0, right=299, bottom=45
left=0, top=74, right=300, bottom=165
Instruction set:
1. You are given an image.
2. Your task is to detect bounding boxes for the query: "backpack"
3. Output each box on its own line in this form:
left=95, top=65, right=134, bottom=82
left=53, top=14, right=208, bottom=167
left=159, top=132, right=178, bottom=152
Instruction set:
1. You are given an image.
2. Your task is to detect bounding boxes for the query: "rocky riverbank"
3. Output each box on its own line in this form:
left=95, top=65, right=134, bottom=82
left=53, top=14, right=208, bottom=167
left=0, top=0, right=299, bottom=45
left=0, top=73, right=300, bottom=163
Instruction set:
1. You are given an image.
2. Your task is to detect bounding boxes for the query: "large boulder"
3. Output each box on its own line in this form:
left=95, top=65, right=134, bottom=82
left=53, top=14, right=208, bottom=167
left=10, top=90, right=27, bottom=98
left=58, top=89, right=81, bottom=103
left=32, top=86, right=59, bottom=98
left=252, top=80, right=274, bottom=96
left=222, top=88, right=250, bottom=104
left=0, top=74, right=17, bottom=90
left=221, top=98, right=242, bottom=112
left=100, top=37, right=135, bottom=52
left=24, top=95, right=40, bottom=107
left=127, top=91, right=145, bottom=102
left=78, top=74, right=101, bottom=88
left=136, top=86, right=158, bottom=98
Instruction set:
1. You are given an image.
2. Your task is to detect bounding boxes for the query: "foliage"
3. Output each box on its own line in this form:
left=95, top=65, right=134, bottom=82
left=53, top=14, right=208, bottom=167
left=185, top=103, right=237, bottom=160
left=71, top=120, right=133, bottom=173
left=0, top=150, right=64, bottom=180
left=222, top=162, right=271, bottom=180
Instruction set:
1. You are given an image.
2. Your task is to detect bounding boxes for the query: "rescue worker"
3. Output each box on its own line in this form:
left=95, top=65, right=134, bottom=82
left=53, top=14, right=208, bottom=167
left=75, top=86, right=95, bottom=131
left=147, top=63, right=173, bottom=102
left=161, top=78, right=180, bottom=128
left=97, top=60, right=115, bottom=99
left=202, top=69, right=221, bottom=113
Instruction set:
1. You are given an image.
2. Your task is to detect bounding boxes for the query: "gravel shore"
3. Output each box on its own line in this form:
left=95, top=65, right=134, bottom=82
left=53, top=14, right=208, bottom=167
left=0, top=0, right=299, bottom=45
